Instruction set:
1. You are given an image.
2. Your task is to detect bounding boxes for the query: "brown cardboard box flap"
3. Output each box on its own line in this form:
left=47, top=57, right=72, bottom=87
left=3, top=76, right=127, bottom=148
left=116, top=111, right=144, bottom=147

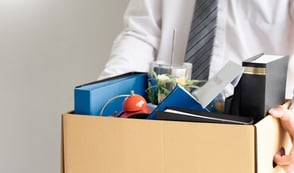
left=255, top=115, right=291, bottom=173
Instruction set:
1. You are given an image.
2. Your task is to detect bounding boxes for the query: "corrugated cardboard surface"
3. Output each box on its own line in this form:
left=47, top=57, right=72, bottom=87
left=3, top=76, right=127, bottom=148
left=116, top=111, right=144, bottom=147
left=62, top=113, right=268, bottom=173
left=255, top=116, right=291, bottom=173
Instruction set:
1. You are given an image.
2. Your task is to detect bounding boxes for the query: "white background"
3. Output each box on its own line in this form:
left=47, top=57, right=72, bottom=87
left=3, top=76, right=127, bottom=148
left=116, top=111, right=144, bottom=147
left=0, top=0, right=129, bottom=172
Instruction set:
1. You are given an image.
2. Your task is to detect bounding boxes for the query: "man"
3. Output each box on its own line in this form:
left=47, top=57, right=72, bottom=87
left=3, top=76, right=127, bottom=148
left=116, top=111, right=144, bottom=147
left=99, top=0, right=294, bottom=171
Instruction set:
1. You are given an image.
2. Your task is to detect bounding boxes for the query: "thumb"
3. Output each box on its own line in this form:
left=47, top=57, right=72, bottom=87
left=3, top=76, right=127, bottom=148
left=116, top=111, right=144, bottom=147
left=269, top=105, right=294, bottom=139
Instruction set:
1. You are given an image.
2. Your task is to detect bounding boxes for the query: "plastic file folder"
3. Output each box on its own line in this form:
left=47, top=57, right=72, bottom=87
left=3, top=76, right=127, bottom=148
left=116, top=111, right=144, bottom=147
left=74, top=72, right=148, bottom=116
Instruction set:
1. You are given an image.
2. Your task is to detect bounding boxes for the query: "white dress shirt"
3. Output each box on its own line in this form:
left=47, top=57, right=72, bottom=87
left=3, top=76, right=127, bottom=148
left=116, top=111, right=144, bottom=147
left=99, top=0, right=294, bottom=98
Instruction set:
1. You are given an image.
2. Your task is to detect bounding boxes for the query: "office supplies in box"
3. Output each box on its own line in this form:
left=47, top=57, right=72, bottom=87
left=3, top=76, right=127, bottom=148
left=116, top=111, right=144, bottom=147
left=148, top=60, right=242, bottom=119
left=147, top=85, right=209, bottom=119
left=228, top=53, right=289, bottom=122
left=74, top=72, right=148, bottom=116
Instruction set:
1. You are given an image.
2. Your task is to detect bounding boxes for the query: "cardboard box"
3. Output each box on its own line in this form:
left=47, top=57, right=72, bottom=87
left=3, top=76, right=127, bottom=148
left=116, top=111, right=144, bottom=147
left=61, top=112, right=291, bottom=173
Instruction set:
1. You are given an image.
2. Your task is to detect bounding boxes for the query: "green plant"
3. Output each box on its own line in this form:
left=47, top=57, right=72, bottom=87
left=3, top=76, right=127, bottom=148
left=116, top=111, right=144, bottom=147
left=146, top=71, right=205, bottom=105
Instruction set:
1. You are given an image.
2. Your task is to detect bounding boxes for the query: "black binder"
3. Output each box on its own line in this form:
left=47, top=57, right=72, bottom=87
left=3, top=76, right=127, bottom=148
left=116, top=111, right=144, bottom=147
left=228, top=53, right=289, bottom=122
left=156, top=107, right=254, bottom=125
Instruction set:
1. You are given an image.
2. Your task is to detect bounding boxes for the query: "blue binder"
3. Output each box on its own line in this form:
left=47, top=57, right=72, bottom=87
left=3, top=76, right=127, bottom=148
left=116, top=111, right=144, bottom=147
left=74, top=72, right=148, bottom=116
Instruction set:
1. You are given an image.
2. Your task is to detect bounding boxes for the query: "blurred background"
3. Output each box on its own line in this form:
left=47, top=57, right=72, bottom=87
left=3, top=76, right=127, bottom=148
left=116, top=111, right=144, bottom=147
left=0, top=0, right=129, bottom=172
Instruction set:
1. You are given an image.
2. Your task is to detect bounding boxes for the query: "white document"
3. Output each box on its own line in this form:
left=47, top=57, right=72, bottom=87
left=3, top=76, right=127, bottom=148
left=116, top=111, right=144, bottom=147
left=193, top=61, right=242, bottom=108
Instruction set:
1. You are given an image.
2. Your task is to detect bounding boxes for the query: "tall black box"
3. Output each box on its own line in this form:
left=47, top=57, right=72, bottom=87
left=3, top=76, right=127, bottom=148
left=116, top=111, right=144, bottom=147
left=229, top=53, right=289, bottom=122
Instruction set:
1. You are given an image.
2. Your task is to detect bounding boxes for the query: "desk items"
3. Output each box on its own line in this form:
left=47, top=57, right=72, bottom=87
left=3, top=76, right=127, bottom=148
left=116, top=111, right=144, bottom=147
left=227, top=53, right=289, bottom=122
left=147, top=61, right=197, bottom=104
left=156, top=107, right=254, bottom=125
left=147, top=84, right=209, bottom=119
left=116, top=90, right=151, bottom=118
left=74, top=53, right=289, bottom=124
left=148, top=60, right=242, bottom=119
left=74, top=72, right=148, bottom=116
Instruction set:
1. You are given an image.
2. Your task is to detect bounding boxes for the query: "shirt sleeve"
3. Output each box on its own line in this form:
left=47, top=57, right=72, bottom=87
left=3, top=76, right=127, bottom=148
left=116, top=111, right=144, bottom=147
left=291, top=0, right=294, bottom=22
left=98, top=0, right=162, bottom=79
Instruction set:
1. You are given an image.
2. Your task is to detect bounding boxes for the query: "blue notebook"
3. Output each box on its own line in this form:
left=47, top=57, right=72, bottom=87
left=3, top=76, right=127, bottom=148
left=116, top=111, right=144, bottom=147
left=147, top=85, right=209, bottom=119
left=74, top=72, right=148, bottom=116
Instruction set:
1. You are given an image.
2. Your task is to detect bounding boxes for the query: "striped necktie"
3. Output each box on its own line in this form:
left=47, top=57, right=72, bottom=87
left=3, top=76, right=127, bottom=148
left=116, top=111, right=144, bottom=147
left=185, top=0, right=218, bottom=80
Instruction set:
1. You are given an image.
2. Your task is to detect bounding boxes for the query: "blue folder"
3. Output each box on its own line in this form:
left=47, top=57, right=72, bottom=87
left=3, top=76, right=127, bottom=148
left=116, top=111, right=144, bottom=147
left=74, top=72, right=148, bottom=116
left=147, top=85, right=209, bottom=119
